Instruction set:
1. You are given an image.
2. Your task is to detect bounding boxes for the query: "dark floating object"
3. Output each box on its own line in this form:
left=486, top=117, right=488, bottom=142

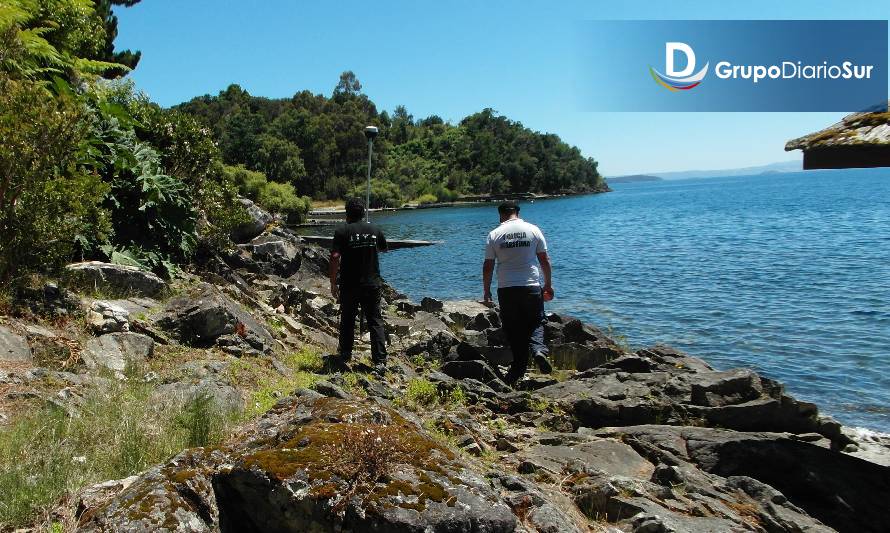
left=300, top=235, right=441, bottom=250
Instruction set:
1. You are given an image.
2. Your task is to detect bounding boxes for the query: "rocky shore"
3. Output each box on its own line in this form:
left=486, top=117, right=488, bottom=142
left=2, top=200, right=889, bottom=532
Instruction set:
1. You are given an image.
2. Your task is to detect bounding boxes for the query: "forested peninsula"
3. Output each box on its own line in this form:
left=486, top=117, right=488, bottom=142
left=175, top=73, right=608, bottom=209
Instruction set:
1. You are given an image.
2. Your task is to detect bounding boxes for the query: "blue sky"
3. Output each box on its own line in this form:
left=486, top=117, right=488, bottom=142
left=115, top=0, right=890, bottom=176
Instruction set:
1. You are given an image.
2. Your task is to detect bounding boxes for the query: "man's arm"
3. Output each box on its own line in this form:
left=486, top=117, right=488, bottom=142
left=377, top=228, right=388, bottom=252
left=537, top=251, right=553, bottom=298
left=482, top=259, right=495, bottom=305
left=329, top=252, right=341, bottom=302
left=330, top=226, right=346, bottom=301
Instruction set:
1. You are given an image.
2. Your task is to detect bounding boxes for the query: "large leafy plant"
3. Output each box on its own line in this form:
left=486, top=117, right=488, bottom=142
left=84, top=96, right=197, bottom=277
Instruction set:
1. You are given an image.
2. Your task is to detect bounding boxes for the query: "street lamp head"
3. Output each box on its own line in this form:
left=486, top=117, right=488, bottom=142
left=364, top=125, right=379, bottom=140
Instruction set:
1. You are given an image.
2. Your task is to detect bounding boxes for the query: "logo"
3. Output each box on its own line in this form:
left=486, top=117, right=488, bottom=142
left=649, top=42, right=709, bottom=91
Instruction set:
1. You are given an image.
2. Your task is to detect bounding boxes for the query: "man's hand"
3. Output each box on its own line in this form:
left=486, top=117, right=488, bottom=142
left=329, top=252, right=341, bottom=303
left=482, top=259, right=495, bottom=307
left=542, top=284, right=554, bottom=301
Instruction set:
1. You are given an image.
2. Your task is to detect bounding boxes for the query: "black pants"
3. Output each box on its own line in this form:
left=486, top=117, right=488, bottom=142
left=498, top=286, right=546, bottom=383
left=338, top=285, right=387, bottom=364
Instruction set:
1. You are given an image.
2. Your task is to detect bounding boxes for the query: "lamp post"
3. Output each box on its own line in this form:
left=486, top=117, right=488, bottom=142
left=363, top=125, right=378, bottom=222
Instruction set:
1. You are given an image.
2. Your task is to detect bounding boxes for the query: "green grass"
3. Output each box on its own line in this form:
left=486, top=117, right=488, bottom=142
left=0, top=381, right=235, bottom=529
left=226, top=353, right=321, bottom=418
left=396, top=379, right=466, bottom=411
left=340, top=372, right=366, bottom=397
left=283, top=347, right=324, bottom=372
left=245, top=372, right=319, bottom=418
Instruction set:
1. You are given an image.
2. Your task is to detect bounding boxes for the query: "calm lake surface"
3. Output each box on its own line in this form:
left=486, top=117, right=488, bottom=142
left=322, top=169, right=890, bottom=431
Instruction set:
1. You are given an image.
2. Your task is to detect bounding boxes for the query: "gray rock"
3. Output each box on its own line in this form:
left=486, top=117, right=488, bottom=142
left=519, top=438, right=656, bottom=479
left=441, top=359, right=502, bottom=384
left=689, top=369, right=763, bottom=407
left=76, top=475, right=140, bottom=519
left=158, top=285, right=273, bottom=355
left=314, top=380, right=350, bottom=399
left=420, top=296, right=444, bottom=312
left=86, top=300, right=130, bottom=334
left=65, top=261, right=166, bottom=297
left=633, top=345, right=715, bottom=374
left=596, top=424, right=886, bottom=533
left=237, top=233, right=303, bottom=277
left=78, top=448, right=223, bottom=532
left=82, top=333, right=154, bottom=375
left=230, top=197, right=273, bottom=243
left=537, top=365, right=835, bottom=441
left=405, top=331, right=458, bottom=361
left=155, top=380, right=243, bottom=414
left=0, top=325, right=31, bottom=363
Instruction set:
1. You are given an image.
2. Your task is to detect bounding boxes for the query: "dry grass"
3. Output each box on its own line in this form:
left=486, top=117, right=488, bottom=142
left=317, top=424, right=417, bottom=512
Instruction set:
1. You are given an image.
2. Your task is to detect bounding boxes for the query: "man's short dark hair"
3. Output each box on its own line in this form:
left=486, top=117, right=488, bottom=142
left=345, top=198, right=365, bottom=220
left=498, top=201, right=520, bottom=215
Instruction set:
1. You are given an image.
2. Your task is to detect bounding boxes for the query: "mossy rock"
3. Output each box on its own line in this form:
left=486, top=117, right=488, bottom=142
left=78, top=395, right=516, bottom=532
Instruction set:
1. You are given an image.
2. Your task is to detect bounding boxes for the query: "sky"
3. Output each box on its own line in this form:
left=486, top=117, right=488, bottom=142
left=114, top=0, right=890, bottom=177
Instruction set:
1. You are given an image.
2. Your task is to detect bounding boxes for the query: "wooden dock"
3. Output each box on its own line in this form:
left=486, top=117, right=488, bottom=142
left=300, top=235, right=441, bottom=250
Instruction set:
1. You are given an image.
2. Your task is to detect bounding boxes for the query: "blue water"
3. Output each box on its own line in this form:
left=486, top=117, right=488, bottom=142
left=339, top=169, right=890, bottom=431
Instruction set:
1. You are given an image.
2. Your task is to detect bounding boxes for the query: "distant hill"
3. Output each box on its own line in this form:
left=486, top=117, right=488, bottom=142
left=646, top=160, right=802, bottom=180
left=607, top=174, right=663, bottom=183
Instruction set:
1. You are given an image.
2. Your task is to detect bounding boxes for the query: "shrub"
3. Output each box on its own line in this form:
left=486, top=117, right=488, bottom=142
left=404, top=378, right=438, bottom=406
left=445, top=386, right=467, bottom=406
left=226, top=164, right=312, bottom=223
left=414, top=193, right=438, bottom=205
left=0, top=75, right=111, bottom=282
left=257, top=181, right=310, bottom=222
left=226, top=164, right=268, bottom=199
left=84, top=87, right=198, bottom=274
left=317, top=424, right=418, bottom=513
left=195, top=169, right=251, bottom=255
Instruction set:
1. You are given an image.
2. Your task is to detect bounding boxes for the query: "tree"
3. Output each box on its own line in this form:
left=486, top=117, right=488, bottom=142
left=93, top=0, right=142, bottom=78
left=255, top=134, right=307, bottom=191
left=333, top=70, right=362, bottom=97
left=219, top=108, right=265, bottom=166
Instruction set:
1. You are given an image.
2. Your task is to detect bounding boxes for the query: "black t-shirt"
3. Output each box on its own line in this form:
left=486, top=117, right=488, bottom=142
left=332, top=221, right=388, bottom=287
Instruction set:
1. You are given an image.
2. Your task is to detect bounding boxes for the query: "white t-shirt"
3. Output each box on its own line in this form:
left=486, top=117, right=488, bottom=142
left=485, top=218, right=548, bottom=288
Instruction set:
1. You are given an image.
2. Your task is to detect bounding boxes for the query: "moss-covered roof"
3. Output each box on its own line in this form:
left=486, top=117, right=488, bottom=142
left=786, top=102, right=890, bottom=151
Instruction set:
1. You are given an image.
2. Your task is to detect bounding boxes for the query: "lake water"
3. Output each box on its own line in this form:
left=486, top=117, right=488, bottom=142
left=322, top=169, right=890, bottom=431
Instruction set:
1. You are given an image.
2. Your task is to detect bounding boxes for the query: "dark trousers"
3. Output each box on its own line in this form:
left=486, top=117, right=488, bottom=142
left=498, top=286, right=546, bottom=383
left=338, top=285, right=387, bottom=364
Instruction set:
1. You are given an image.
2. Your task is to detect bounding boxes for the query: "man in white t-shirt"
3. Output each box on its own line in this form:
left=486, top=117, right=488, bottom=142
left=483, top=201, right=554, bottom=385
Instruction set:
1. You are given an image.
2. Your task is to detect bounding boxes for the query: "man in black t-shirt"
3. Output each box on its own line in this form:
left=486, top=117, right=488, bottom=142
left=329, top=198, right=388, bottom=372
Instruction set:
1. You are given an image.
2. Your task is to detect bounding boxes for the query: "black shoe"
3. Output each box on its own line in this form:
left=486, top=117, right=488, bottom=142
left=322, top=353, right=351, bottom=373
left=372, top=362, right=387, bottom=378
left=503, top=372, right=522, bottom=387
left=533, top=352, right=553, bottom=374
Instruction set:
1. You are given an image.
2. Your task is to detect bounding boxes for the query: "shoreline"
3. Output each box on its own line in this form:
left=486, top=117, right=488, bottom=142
left=305, top=187, right=611, bottom=222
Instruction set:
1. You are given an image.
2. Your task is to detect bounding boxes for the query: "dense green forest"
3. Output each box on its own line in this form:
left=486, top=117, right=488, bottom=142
left=175, top=74, right=607, bottom=207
